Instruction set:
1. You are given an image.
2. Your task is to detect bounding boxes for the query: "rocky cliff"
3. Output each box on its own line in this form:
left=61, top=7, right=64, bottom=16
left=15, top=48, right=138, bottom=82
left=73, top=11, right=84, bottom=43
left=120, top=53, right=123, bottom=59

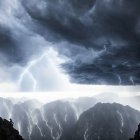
left=0, top=117, right=24, bottom=140
left=129, top=124, right=140, bottom=140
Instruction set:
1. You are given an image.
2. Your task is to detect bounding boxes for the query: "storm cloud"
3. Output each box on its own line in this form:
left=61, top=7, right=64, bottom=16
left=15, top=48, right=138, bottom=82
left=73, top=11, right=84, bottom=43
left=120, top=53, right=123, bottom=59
left=0, top=0, right=140, bottom=86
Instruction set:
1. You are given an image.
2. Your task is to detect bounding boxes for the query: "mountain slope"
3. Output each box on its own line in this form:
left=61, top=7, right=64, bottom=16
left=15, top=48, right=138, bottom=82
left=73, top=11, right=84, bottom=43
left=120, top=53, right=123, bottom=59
left=0, top=98, right=140, bottom=140
left=63, top=103, right=140, bottom=140
left=0, top=97, right=96, bottom=140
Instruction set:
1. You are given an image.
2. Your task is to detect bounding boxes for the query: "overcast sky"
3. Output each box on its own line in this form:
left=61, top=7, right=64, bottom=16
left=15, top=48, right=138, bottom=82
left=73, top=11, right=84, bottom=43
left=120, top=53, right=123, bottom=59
left=0, top=0, right=140, bottom=97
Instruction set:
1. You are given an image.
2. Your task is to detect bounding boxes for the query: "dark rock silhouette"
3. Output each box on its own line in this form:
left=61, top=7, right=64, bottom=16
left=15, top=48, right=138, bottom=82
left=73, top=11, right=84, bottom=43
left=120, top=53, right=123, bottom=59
left=129, top=124, right=140, bottom=140
left=0, top=117, right=24, bottom=140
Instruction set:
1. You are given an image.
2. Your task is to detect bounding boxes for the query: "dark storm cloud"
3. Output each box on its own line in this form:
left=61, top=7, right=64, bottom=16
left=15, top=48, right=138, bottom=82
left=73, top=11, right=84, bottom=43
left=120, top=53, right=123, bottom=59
left=0, top=26, right=15, bottom=60
left=21, top=0, right=140, bottom=47
left=63, top=45, right=140, bottom=85
left=0, top=23, right=45, bottom=66
left=0, top=25, right=26, bottom=65
left=0, top=0, right=140, bottom=85
left=0, top=0, right=46, bottom=66
left=20, top=0, right=140, bottom=85
left=0, top=27, right=29, bottom=65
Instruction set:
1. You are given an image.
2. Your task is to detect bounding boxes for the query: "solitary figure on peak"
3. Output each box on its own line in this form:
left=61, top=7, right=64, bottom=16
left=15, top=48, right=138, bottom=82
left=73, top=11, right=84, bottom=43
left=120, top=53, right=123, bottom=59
left=10, top=118, right=14, bottom=126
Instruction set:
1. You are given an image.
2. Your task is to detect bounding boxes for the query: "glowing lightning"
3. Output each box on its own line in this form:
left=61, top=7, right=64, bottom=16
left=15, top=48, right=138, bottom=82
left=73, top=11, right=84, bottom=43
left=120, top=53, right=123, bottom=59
left=17, top=122, right=21, bottom=134
left=84, top=128, right=88, bottom=140
left=88, top=5, right=95, bottom=15
left=117, top=110, right=124, bottom=133
left=46, top=123, right=55, bottom=140
left=37, top=125, right=43, bottom=137
left=42, top=110, right=55, bottom=140
left=3, top=102, right=12, bottom=119
left=117, top=111, right=124, bottom=127
left=64, top=107, right=68, bottom=122
left=17, top=47, right=67, bottom=92
left=103, top=44, right=107, bottom=52
left=116, top=74, right=122, bottom=85
left=53, top=113, right=63, bottom=140
left=130, top=76, right=134, bottom=85
left=17, top=52, right=47, bottom=91
left=64, top=114, right=68, bottom=122
left=71, top=103, right=80, bottom=120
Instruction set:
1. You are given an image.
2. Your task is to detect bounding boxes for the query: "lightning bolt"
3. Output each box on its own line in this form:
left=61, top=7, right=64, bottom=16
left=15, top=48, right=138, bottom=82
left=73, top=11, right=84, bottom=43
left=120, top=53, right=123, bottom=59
left=130, top=76, right=134, bottom=85
left=17, top=52, right=47, bottom=91
left=36, top=125, right=43, bottom=137
left=84, top=128, right=88, bottom=140
left=17, top=122, right=21, bottom=134
left=41, top=109, right=56, bottom=140
left=64, top=114, right=68, bottom=122
left=117, top=110, right=124, bottom=127
left=53, top=113, right=63, bottom=140
left=46, top=122, right=55, bottom=140
left=17, top=48, right=66, bottom=92
left=88, top=5, right=95, bottom=15
left=103, top=44, right=107, bottom=52
left=116, top=74, right=122, bottom=85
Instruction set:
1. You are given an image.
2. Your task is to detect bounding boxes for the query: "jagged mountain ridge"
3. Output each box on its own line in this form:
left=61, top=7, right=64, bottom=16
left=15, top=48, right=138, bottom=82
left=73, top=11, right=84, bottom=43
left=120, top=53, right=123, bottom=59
left=0, top=97, right=140, bottom=140
left=62, top=103, right=140, bottom=140
left=0, top=97, right=96, bottom=140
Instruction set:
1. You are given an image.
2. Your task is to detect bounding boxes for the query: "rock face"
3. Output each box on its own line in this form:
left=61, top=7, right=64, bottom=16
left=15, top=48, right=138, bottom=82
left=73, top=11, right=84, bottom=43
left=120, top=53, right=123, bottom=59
left=0, top=98, right=140, bottom=140
left=62, top=103, right=140, bottom=140
left=0, top=97, right=96, bottom=140
left=30, top=101, right=78, bottom=140
left=0, top=117, right=24, bottom=140
left=129, top=124, right=140, bottom=140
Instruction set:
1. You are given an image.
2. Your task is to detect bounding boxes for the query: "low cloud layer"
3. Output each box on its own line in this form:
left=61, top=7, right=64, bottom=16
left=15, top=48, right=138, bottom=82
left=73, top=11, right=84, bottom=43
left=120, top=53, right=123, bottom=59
left=0, top=0, right=140, bottom=88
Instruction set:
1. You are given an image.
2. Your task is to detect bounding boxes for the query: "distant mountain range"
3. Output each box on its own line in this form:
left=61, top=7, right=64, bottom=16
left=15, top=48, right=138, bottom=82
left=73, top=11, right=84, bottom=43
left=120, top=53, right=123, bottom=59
left=0, top=97, right=139, bottom=140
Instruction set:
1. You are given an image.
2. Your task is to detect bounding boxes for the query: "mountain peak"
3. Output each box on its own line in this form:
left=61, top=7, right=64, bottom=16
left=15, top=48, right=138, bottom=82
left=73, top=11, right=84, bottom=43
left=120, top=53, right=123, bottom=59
left=63, top=103, right=140, bottom=140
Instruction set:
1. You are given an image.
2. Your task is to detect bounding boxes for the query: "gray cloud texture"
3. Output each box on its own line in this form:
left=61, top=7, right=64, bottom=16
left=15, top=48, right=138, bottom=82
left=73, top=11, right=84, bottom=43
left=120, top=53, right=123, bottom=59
left=0, top=0, right=140, bottom=86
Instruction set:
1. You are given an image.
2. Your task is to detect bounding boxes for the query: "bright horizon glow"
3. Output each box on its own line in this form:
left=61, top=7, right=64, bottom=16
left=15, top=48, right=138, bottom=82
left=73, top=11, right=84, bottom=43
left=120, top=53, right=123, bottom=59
left=0, top=85, right=140, bottom=103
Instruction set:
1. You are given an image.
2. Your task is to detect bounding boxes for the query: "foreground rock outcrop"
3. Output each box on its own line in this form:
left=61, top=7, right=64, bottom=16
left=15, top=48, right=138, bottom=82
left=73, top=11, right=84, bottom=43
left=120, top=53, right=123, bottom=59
left=129, top=124, right=140, bottom=140
left=0, top=117, right=24, bottom=140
